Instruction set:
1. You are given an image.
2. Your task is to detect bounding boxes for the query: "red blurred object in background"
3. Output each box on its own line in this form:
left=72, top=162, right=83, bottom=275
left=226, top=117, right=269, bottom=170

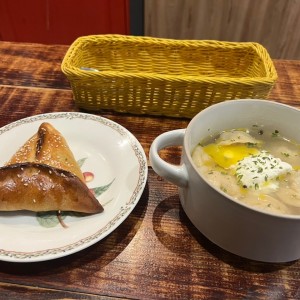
left=0, top=0, right=129, bottom=44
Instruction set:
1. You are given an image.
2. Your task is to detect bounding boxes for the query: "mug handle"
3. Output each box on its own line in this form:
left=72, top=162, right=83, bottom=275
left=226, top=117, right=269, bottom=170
left=149, top=129, right=189, bottom=187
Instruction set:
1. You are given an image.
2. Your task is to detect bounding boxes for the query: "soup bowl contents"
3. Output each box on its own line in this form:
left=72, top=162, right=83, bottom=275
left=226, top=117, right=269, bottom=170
left=192, top=127, right=300, bottom=215
left=149, top=99, right=300, bottom=263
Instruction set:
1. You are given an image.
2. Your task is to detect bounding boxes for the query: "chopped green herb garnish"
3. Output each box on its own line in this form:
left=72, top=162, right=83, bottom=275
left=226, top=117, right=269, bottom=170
left=220, top=186, right=227, bottom=193
left=247, top=142, right=257, bottom=148
left=272, top=130, right=280, bottom=137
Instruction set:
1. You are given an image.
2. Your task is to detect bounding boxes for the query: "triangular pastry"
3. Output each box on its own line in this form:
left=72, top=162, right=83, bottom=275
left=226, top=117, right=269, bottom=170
left=7, top=122, right=85, bottom=182
left=0, top=123, right=103, bottom=214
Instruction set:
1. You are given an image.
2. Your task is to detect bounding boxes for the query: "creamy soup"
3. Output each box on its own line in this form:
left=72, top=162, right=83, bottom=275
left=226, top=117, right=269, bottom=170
left=192, top=125, right=300, bottom=215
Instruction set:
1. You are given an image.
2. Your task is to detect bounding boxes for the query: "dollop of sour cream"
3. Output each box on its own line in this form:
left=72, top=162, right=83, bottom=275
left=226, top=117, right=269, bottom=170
left=235, top=151, right=292, bottom=190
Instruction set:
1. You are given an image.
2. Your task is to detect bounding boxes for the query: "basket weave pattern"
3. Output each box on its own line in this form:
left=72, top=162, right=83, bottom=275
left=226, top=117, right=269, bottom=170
left=61, top=35, right=277, bottom=118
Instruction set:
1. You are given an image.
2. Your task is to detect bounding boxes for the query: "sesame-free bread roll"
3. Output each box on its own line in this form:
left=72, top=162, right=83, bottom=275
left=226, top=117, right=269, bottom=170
left=1, top=123, right=103, bottom=214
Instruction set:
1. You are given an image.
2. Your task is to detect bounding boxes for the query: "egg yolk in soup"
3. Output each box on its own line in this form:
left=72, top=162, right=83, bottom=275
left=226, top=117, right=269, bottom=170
left=202, top=144, right=259, bottom=169
left=192, top=128, right=300, bottom=216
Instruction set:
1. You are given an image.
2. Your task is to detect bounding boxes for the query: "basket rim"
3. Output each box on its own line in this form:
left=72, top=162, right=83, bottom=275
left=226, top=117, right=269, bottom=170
left=61, top=34, right=278, bottom=82
left=64, top=34, right=269, bottom=49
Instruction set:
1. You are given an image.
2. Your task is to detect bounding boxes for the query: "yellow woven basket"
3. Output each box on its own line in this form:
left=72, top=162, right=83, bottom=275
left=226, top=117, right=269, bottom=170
left=61, top=35, right=277, bottom=118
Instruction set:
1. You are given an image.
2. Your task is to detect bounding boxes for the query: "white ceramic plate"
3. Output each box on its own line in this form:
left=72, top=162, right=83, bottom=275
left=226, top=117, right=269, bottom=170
left=0, top=112, right=148, bottom=262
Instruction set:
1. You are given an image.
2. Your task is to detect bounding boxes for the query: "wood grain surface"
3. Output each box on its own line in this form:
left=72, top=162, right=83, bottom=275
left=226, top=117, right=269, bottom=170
left=144, top=0, right=300, bottom=60
left=0, top=41, right=300, bottom=299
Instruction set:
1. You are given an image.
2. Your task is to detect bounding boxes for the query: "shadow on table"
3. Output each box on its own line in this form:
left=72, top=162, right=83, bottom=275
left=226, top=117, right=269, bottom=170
left=152, top=194, right=297, bottom=273
left=0, top=182, right=149, bottom=276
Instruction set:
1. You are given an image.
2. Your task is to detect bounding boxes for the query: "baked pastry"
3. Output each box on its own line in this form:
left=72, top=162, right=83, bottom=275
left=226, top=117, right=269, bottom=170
left=0, top=122, right=103, bottom=213
left=7, top=122, right=84, bottom=182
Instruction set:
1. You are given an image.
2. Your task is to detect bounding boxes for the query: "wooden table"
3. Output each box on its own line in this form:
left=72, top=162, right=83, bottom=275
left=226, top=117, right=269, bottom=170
left=0, top=41, right=300, bottom=300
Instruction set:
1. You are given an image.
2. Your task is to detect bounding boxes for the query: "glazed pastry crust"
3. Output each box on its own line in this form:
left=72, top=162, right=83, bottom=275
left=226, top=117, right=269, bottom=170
left=0, top=163, right=103, bottom=213
left=7, top=122, right=85, bottom=182
left=2, top=122, right=103, bottom=213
